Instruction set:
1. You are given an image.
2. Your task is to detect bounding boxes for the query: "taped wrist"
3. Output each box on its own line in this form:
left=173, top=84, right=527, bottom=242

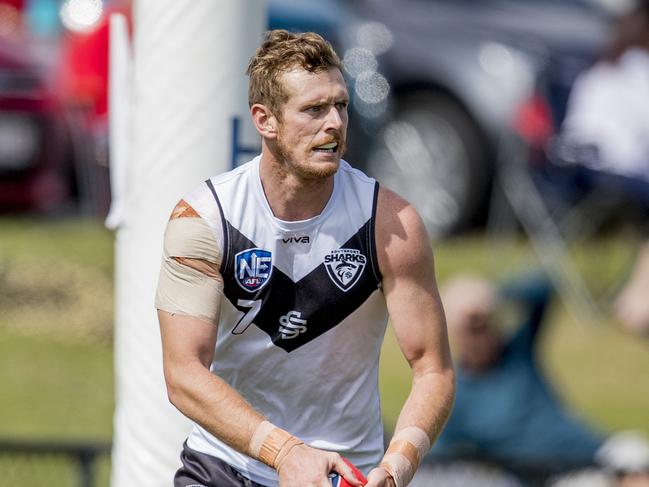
left=249, top=421, right=304, bottom=470
left=379, top=427, right=431, bottom=487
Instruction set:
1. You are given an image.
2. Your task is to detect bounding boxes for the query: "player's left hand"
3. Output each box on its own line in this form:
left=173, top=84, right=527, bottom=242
left=364, top=467, right=396, bottom=487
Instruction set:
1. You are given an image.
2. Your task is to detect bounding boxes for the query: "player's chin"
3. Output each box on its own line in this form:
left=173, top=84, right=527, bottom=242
left=304, top=153, right=340, bottom=176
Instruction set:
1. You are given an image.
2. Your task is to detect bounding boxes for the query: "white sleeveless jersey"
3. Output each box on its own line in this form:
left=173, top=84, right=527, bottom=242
left=184, top=156, right=388, bottom=486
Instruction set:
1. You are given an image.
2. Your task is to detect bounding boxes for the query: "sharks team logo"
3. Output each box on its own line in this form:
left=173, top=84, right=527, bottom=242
left=324, top=248, right=366, bottom=292
left=235, top=248, right=273, bottom=292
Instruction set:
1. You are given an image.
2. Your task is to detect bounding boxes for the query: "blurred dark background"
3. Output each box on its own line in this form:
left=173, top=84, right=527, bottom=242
left=3, top=0, right=643, bottom=235
left=0, top=0, right=635, bottom=233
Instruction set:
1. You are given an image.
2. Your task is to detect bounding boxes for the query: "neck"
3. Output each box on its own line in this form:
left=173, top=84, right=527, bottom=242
left=258, top=152, right=335, bottom=221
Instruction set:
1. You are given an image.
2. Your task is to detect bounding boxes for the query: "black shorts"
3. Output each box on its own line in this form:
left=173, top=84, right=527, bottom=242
left=175, top=442, right=268, bottom=487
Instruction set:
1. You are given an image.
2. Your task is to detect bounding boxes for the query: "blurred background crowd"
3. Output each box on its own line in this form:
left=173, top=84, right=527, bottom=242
left=1, top=0, right=649, bottom=486
left=3, top=0, right=649, bottom=233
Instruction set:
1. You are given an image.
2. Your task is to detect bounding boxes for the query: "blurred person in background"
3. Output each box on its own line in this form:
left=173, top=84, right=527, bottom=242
left=559, top=0, right=649, bottom=337
left=428, top=272, right=649, bottom=486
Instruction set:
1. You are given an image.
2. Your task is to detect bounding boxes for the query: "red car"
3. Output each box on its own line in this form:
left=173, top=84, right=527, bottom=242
left=0, top=37, right=71, bottom=212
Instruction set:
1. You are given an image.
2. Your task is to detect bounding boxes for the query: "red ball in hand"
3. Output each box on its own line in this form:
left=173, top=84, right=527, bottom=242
left=330, top=458, right=367, bottom=486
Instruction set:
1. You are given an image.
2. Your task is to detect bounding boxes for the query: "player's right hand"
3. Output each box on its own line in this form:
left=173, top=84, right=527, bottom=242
left=277, top=444, right=364, bottom=487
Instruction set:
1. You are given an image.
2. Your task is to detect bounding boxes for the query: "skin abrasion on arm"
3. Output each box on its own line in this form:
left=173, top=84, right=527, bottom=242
left=168, top=200, right=221, bottom=278
left=155, top=199, right=224, bottom=324
left=368, top=189, right=456, bottom=487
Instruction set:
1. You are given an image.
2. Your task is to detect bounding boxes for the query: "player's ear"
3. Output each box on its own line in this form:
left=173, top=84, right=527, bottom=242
left=251, top=104, right=278, bottom=139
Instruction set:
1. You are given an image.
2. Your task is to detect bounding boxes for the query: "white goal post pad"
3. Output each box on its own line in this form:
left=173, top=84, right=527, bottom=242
left=110, top=1, right=266, bottom=485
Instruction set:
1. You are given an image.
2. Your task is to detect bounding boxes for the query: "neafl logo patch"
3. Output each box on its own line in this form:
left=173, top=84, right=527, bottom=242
left=235, top=248, right=273, bottom=292
left=324, top=248, right=366, bottom=292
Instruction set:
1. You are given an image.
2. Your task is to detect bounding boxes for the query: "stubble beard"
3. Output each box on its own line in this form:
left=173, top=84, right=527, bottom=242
left=275, top=132, right=347, bottom=182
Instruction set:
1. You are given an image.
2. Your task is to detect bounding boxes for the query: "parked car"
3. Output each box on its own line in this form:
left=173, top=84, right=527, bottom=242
left=273, top=0, right=616, bottom=237
left=337, top=0, right=612, bottom=237
left=3, top=0, right=609, bottom=228
left=0, top=37, right=71, bottom=213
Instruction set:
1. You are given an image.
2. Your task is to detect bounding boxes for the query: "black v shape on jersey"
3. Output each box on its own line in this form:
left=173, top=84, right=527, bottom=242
left=218, top=219, right=381, bottom=352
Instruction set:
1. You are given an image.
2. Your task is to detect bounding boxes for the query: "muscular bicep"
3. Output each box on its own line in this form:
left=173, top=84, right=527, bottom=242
left=376, top=188, right=452, bottom=374
left=158, top=310, right=218, bottom=370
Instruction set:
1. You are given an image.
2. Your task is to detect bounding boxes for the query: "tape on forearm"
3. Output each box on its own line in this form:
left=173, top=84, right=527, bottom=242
left=379, top=427, right=431, bottom=487
left=155, top=216, right=224, bottom=325
left=249, top=420, right=304, bottom=470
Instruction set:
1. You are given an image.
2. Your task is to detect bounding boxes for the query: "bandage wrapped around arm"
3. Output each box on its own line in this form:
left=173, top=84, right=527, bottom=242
left=379, top=426, right=431, bottom=487
left=249, top=420, right=304, bottom=470
left=155, top=216, right=224, bottom=325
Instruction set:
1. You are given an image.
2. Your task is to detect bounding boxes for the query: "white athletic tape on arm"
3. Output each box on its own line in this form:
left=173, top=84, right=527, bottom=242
left=380, top=427, right=431, bottom=487
left=249, top=420, right=304, bottom=470
left=392, top=426, right=430, bottom=463
left=164, top=217, right=222, bottom=264
left=249, top=420, right=275, bottom=458
left=155, top=217, right=223, bottom=324
left=380, top=454, right=411, bottom=487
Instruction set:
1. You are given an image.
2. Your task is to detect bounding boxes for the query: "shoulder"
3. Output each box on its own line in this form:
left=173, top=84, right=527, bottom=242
left=339, top=159, right=376, bottom=184
left=174, top=182, right=219, bottom=226
left=620, top=48, right=649, bottom=72
left=178, top=160, right=254, bottom=222
left=338, top=159, right=378, bottom=197
left=207, top=158, right=256, bottom=190
left=166, top=180, right=225, bottom=242
left=375, top=186, right=433, bottom=278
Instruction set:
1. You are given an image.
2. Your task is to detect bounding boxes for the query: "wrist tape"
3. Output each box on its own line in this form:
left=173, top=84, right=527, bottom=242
left=249, top=420, right=304, bottom=470
left=379, top=426, right=430, bottom=487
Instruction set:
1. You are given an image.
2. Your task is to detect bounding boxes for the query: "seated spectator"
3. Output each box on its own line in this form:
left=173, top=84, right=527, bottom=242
left=558, top=0, right=649, bottom=336
left=560, top=1, right=649, bottom=187
left=427, top=272, right=649, bottom=486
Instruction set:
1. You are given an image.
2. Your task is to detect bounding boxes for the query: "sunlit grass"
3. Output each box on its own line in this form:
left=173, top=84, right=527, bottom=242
left=380, top=232, right=649, bottom=440
left=1, top=217, right=648, bottom=481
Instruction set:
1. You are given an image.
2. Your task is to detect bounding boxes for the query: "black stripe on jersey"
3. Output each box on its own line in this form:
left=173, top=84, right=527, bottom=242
left=223, top=220, right=381, bottom=353
left=368, top=181, right=382, bottom=284
left=205, top=179, right=230, bottom=274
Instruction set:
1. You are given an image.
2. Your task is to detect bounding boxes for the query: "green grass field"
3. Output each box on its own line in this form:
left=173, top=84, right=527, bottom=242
left=0, top=217, right=648, bottom=483
left=380, top=235, right=649, bottom=436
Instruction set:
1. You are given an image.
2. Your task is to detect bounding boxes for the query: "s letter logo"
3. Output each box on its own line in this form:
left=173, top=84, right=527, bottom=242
left=278, top=311, right=308, bottom=339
